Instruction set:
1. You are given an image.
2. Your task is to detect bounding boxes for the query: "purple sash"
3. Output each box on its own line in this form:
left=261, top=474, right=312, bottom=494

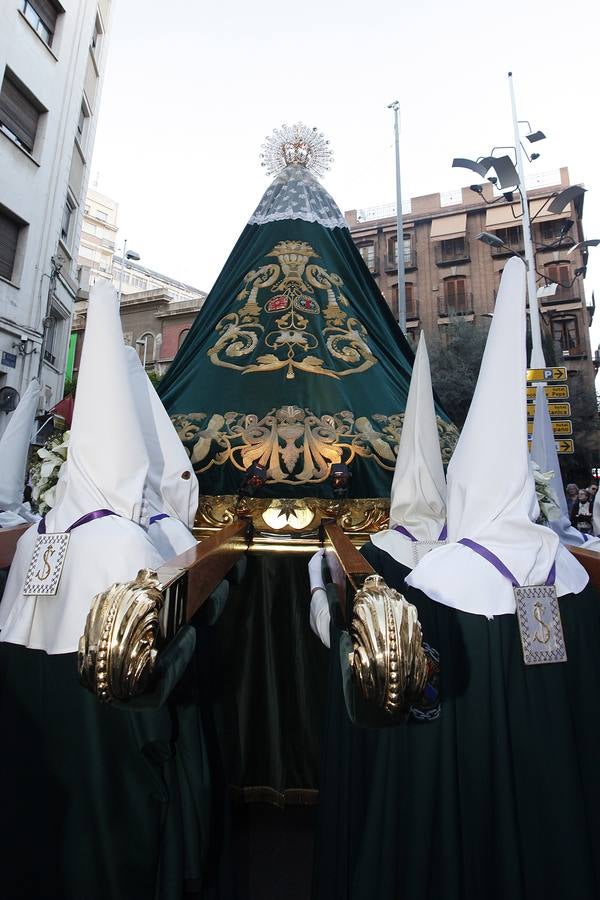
left=458, top=537, right=556, bottom=587
left=38, top=508, right=116, bottom=535
left=393, top=523, right=447, bottom=542
left=149, top=513, right=169, bottom=525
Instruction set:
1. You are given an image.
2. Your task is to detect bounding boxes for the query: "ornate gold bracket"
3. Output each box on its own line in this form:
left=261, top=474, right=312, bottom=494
left=195, top=495, right=391, bottom=550
left=351, top=574, right=428, bottom=717
left=79, top=520, right=251, bottom=702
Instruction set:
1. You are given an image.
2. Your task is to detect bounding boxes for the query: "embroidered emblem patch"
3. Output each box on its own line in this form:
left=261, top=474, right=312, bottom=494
left=23, top=533, right=70, bottom=596
left=515, top=584, right=567, bottom=665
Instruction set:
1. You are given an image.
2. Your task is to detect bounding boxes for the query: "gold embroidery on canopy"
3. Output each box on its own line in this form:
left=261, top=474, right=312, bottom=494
left=171, top=407, right=459, bottom=486
left=207, top=241, right=378, bottom=380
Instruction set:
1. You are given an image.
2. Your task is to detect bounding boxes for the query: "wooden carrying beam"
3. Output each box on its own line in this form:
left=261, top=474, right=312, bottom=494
left=0, top=524, right=28, bottom=569
left=321, top=521, right=374, bottom=624
left=569, top=545, right=600, bottom=592
left=158, top=518, right=251, bottom=639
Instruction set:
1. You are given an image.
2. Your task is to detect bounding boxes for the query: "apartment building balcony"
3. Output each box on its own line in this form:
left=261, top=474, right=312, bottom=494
left=385, top=249, right=418, bottom=272
left=434, top=238, right=470, bottom=266
left=539, top=286, right=581, bottom=307
left=437, top=292, right=474, bottom=318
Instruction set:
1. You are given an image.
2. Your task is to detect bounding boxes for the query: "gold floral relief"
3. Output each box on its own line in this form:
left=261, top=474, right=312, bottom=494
left=207, top=241, right=378, bottom=380
left=172, top=407, right=459, bottom=485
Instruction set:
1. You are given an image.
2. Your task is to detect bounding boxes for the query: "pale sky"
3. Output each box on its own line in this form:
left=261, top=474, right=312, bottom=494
left=92, top=0, right=600, bottom=346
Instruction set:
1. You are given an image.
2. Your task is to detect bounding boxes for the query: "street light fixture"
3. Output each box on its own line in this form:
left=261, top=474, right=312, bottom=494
left=547, top=185, right=586, bottom=214
left=452, top=157, right=490, bottom=178
left=568, top=239, right=600, bottom=255
left=476, top=231, right=508, bottom=250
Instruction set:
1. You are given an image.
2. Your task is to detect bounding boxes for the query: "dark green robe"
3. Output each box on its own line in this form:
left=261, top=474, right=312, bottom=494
left=313, top=542, right=600, bottom=900
left=0, top=606, right=235, bottom=900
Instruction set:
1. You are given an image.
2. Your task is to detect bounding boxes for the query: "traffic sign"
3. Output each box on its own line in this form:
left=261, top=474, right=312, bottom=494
left=526, top=385, right=569, bottom=400
left=526, top=402, right=571, bottom=418
left=555, top=439, right=575, bottom=454
left=528, top=420, right=572, bottom=436
left=528, top=439, right=575, bottom=454
left=526, top=366, right=567, bottom=383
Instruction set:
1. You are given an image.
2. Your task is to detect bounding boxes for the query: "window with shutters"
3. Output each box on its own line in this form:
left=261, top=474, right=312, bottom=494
left=442, top=276, right=470, bottom=315
left=551, top=316, right=580, bottom=354
left=0, top=206, right=26, bottom=283
left=544, top=261, right=572, bottom=299
left=22, top=0, right=61, bottom=48
left=391, top=282, right=418, bottom=319
left=0, top=70, right=44, bottom=155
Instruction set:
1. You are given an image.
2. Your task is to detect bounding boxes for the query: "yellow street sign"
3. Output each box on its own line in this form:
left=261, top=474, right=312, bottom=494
left=526, top=402, right=571, bottom=418
left=528, top=439, right=575, bottom=454
left=526, top=385, right=569, bottom=400
left=555, top=439, right=575, bottom=454
left=527, top=420, right=572, bottom=436
left=526, top=367, right=568, bottom=383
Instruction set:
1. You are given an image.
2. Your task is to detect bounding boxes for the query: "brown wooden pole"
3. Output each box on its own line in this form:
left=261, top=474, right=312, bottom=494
left=157, top=518, right=251, bottom=636
left=0, top=524, right=29, bottom=569
left=321, top=521, right=375, bottom=624
left=568, top=545, right=600, bottom=592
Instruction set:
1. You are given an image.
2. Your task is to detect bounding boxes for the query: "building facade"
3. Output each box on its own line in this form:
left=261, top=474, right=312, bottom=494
left=70, top=184, right=206, bottom=380
left=70, top=289, right=205, bottom=380
left=78, top=186, right=118, bottom=285
left=0, top=0, right=113, bottom=434
left=346, top=167, right=596, bottom=391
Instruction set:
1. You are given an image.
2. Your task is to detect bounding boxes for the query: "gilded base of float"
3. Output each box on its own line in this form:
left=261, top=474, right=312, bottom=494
left=193, top=495, right=391, bottom=551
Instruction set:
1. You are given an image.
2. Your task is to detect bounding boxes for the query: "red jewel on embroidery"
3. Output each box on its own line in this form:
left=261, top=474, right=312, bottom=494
left=266, top=295, right=289, bottom=312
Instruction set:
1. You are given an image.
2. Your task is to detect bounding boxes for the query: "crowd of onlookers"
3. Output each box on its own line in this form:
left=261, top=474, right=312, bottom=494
left=566, top=482, right=598, bottom=534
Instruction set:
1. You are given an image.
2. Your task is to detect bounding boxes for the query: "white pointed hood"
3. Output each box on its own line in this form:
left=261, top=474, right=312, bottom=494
left=45, top=283, right=149, bottom=531
left=530, top=385, right=600, bottom=550
left=125, top=347, right=198, bottom=559
left=0, top=379, right=40, bottom=514
left=0, top=282, right=163, bottom=653
left=407, top=258, right=587, bottom=615
left=371, top=334, right=446, bottom=567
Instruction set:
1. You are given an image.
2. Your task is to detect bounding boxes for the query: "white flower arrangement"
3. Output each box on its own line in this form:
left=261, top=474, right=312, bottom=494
left=30, top=430, right=70, bottom=515
left=531, top=461, right=562, bottom=524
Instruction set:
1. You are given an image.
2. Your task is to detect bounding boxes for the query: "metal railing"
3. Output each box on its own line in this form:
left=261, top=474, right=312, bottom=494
left=434, top=239, right=470, bottom=265
left=438, top=292, right=474, bottom=317
left=385, top=249, right=417, bottom=270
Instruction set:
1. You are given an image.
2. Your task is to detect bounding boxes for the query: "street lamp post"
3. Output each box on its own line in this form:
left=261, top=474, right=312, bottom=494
left=116, top=240, right=141, bottom=304
left=388, top=101, right=407, bottom=333
left=508, top=72, right=545, bottom=369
